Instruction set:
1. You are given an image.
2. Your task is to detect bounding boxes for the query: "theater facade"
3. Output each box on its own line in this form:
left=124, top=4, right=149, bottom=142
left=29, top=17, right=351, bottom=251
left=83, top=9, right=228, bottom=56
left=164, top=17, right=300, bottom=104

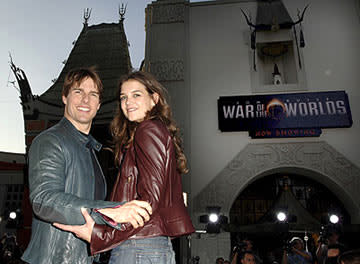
left=144, top=0, right=360, bottom=262
left=11, top=0, right=360, bottom=262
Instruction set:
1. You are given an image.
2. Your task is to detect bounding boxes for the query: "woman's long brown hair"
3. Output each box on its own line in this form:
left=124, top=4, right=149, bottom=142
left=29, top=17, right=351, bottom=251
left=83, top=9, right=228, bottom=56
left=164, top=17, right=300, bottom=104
left=110, top=71, right=188, bottom=174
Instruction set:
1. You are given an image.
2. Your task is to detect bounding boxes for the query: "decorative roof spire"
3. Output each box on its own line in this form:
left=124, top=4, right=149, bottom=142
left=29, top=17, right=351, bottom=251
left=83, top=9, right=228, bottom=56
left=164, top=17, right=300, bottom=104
left=9, top=53, right=33, bottom=104
left=119, top=3, right=127, bottom=23
left=83, top=8, right=92, bottom=28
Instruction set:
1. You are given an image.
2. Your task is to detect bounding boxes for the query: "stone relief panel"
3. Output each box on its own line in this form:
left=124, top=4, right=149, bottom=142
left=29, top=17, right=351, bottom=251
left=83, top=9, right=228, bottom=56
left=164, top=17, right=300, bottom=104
left=150, top=60, right=184, bottom=81
left=151, top=4, right=185, bottom=24
left=193, top=141, right=360, bottom=223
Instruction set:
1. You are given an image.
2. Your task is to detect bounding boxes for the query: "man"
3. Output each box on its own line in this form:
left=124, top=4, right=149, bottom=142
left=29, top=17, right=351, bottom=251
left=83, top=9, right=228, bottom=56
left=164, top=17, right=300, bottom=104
left=282, top=237, right=312, bottom=264
left=338, top=250, right=360, bottom=264
left=240, top=251, right=256, bottom=264
left=21, top=68, right=152, bottom=264
left=231, top=239, right=262, bottom=264
left=231, top=251, right=256, bottom=264
left=317, top=228, right=345, bottom=264
left=217, top=257, right=225, bottom=264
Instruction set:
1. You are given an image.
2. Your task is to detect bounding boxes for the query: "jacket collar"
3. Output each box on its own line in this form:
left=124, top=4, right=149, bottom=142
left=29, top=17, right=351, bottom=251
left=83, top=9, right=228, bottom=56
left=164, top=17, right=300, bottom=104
left=60, top=117, right=102, bottom=152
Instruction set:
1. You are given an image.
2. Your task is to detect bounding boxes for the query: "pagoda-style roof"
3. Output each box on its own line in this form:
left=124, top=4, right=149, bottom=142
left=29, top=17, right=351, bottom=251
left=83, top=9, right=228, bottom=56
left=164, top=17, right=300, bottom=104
left=39, top=21, right=131, bottom=108
left=229, top=186, right=320, bottom=233
left=262, top=186, right=320, bottom=227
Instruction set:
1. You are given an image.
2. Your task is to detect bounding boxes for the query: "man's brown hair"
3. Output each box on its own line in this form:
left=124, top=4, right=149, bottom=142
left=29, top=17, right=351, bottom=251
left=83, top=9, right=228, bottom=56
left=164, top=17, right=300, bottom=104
left=62, top=67, right=103, bottom=101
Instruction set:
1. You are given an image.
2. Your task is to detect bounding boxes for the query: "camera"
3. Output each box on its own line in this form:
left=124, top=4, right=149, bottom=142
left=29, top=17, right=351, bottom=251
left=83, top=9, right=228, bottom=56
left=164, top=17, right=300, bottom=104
left=283, top=241, right=293, bottom=253
left=318, top=226, right=328, bottom=244
left=318, top=225, right=340, bottom=245
left=283, top=237, right=303, bottom=253
left=233, top=241, right=248, bottom=253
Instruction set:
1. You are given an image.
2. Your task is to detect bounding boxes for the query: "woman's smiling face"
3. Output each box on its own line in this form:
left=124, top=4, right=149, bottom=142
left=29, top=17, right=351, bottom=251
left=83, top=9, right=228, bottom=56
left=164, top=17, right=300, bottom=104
left=120, top=79, right=158, bottom=122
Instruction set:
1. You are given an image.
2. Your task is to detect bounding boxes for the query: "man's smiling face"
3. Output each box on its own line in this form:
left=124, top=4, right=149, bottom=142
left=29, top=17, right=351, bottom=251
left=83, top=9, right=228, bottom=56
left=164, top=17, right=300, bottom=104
left=62, top=77, right=100, bottom=134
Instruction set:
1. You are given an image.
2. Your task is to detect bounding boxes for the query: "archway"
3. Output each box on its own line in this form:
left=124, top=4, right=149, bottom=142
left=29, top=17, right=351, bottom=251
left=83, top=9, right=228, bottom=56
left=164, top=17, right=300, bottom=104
left=228, top=173, right=351, bottom=264
left=192, top=142, right=360, bottom=263
left=194, top=142, right=360, bottom=223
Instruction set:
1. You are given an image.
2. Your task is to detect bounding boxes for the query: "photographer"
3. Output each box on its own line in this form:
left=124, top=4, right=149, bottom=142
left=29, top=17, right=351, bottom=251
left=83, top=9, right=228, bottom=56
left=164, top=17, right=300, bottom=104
left=232, top=251, right=256, bottom=264
left=282, top=237, right=312, bottom=264
left=338, top=250, right=360, bottom=264
left=231, top=239, right=262, bottom=264
left=316, top=227, right=345, bottom=264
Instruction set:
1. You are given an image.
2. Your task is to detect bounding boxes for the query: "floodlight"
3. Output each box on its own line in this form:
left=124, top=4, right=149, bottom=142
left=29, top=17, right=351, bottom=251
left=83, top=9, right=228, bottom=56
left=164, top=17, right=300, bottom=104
left=276, top=211, right=287, bottom=222
left=209, top=213, right=219, bottom=223
left=329, top=214, right=339, bottom=224
left=199, top=206, right=228, bottom=234
left=9, top=211, right=17, bottom=220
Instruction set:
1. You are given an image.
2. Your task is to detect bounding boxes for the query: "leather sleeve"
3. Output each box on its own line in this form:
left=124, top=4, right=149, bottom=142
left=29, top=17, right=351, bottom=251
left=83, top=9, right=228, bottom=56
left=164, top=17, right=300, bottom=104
left=90, top=120, right=168, bottom=255
left=133, top=120, right=168, bottom=213
left=29, top=132, right=120, bottom=225
left=90, top=223, right=140, bottom=254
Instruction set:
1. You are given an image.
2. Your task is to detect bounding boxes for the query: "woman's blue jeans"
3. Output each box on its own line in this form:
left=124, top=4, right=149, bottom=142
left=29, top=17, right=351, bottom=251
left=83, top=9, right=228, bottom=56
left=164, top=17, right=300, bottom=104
left=109, top=236, right=176, bottom=264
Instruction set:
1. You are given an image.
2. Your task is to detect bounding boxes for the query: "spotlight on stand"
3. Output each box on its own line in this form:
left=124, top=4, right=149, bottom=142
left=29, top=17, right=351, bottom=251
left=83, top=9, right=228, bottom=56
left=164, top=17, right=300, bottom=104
left=329, top=214, right=339, bottom=224
left=276, top=211, right=287, bottom=222
left=199, top=206, right=228, bottom=234
left=9, top=211, right=17, bottom=220
left=321, top=212, right=342, bottom=226
left=6, top=209, right=22, bottom=229
left=209, top=213, right=219, bottom=223
left=274, top=209, right=297, bottom=223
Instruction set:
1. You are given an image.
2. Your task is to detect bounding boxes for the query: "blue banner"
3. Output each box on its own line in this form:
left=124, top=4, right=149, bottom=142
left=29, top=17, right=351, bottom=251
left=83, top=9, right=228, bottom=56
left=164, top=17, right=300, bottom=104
left=218, top=91, right=352, bottom=132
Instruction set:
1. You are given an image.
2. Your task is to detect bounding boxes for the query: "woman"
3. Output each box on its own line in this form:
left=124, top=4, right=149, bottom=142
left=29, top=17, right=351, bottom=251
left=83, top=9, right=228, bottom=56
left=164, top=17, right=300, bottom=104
left=91, top=71, right=194, bottom=263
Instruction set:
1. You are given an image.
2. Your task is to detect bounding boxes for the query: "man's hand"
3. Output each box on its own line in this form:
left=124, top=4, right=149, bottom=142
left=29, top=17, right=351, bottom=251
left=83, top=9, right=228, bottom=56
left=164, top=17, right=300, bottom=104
left=53, top=208, right=94, bottom=243
left=98, top=200, right=152, bottom=229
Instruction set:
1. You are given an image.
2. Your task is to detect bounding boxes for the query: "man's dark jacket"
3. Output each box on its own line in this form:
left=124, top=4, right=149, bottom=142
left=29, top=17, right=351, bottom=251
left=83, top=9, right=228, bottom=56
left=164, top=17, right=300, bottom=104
left=22, top=117, right=119, bottom=264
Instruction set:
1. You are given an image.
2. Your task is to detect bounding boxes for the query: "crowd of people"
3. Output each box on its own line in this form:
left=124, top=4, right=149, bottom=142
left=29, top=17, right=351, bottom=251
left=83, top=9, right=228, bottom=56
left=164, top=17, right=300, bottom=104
left=213, top=232, right=360, bottom=264
left=1, top=224, right=360, bottom=264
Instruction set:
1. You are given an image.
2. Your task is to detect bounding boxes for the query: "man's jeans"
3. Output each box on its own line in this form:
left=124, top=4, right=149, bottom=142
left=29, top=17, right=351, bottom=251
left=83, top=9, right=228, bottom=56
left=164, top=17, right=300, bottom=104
left=109, top=236, right=176, bottom=264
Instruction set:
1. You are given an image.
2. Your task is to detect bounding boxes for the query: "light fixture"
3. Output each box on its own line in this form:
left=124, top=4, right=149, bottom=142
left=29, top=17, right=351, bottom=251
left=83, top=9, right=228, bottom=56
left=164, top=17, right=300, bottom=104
left=9, top=211, right=17, bottom=220
left=199, top=206, right=228, bottom=234
left=209, top=213, right=219, bottom=223
left=274, top=208, right=297, bottom=223
left=276, top=211, right=287, bottom=222
left=329, top=214, right=339, bottom=224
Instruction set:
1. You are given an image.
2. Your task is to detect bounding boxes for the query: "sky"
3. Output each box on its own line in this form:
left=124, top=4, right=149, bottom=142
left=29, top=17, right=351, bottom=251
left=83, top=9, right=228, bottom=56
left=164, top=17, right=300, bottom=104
left=0, top=0, right=155, bottom=154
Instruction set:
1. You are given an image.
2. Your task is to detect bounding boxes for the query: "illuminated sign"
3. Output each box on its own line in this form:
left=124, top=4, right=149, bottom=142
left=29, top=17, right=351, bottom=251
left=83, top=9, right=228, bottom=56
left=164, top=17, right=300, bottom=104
left=217, top=91, right=352, bottom=134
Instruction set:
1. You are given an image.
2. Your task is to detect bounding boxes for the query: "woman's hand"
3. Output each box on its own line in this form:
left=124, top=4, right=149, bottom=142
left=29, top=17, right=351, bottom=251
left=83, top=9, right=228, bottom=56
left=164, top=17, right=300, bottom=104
left=53, top=208, right=94, bottom=243
left=98, top=200, right=152, bottom=229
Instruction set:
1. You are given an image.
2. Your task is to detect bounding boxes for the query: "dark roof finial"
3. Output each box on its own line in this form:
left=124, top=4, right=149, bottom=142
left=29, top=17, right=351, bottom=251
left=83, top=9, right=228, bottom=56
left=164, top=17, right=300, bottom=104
left=83, top=8, right=92, bottom=27
left=9, top=53, right=34, bottom=104
left=119, top=3, right=127, bottom=22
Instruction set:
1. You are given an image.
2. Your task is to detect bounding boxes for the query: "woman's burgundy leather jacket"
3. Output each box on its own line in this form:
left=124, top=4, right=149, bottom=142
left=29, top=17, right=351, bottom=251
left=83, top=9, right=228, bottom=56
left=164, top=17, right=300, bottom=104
left=90, top=119, right=194, bottom=255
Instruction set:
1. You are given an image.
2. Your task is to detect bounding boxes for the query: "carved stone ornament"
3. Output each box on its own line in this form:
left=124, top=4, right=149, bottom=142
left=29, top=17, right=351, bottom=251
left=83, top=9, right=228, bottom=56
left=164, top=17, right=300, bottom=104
left=193, top=141, right=360, bottom=223
left=150, top=60, right=184, bottom=81
left=152, top=4, right=185, bottom=24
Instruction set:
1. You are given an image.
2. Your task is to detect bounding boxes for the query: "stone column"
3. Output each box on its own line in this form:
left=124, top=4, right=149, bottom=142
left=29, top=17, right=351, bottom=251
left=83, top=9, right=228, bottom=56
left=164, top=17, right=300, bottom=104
left=145, top=1, right=191, bottom=263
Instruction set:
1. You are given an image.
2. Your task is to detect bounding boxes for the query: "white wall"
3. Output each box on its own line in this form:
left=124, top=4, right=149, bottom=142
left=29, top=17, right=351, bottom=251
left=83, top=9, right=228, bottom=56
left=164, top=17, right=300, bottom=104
left=188, top=0, right=360, bottom=197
